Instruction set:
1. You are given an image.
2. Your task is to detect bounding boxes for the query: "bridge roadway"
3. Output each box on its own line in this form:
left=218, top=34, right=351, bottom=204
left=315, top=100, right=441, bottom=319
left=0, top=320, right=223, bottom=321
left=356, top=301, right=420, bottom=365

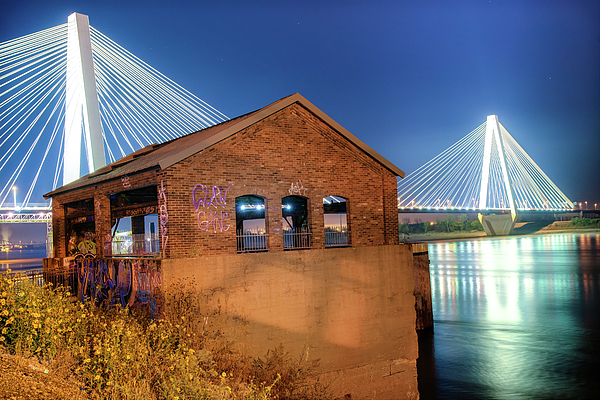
left=398, top=208, right=599, bottom=220
left=0, top=203, right=52, bottom=223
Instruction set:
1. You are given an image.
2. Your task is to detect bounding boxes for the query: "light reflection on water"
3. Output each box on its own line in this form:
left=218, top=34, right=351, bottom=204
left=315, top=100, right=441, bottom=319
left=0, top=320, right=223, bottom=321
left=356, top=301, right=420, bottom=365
left=419, top=232, right=600, bottom=399
left=0, top=248, right=45, bottom=272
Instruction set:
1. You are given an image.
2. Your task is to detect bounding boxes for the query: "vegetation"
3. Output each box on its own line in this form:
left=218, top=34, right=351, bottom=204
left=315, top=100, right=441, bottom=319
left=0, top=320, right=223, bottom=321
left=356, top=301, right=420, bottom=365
left=399, top=214, right=483, bottom=235
left=568, top=217, right=600, bottom=229
left=0, top=271, right=329, bottom=399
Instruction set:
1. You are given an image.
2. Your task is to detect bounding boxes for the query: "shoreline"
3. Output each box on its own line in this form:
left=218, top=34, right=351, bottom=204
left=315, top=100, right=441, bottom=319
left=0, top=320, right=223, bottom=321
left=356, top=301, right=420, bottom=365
left=407, top=227, right=600, bottom=242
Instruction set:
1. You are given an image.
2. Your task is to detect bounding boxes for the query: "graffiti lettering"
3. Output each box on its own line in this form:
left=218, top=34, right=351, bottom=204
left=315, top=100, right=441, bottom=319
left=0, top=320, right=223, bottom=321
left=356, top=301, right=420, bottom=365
left=69, top=230, right=96, bottom=257
left=192, top=184, right=233, bottom=210
left=121, top=175, right=131, bottom=188
left=198, top=210, right=230, bottom=233
left=288, top=180, right=308, bottom=196
left=70, top=257, right=162, bottom=319
left=158, top=180, right=169, bottom=257
left=193, top=183, right=233, bottom=233
left=94, top=198, right=101, bottom=219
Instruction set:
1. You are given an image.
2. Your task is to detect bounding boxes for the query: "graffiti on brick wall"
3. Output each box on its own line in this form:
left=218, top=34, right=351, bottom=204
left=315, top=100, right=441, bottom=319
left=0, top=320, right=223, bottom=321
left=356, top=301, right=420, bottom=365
left=94, top=198, right=101, bottom=219
left=288, top=180, right=308, bottom=196
left=121, top=175, right=131, bottom=188
left=68, top=230, right=96, bottom=256
left=192, top=183, right=233, bottom=233
left=158, top=180, right=169, bottom=257
left=71, top=257, right=162, bottom=319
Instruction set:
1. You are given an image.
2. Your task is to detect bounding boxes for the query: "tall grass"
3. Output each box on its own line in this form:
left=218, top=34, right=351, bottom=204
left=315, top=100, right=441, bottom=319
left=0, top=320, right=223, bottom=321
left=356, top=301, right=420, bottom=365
left=0, top=270, right=329, bottom=399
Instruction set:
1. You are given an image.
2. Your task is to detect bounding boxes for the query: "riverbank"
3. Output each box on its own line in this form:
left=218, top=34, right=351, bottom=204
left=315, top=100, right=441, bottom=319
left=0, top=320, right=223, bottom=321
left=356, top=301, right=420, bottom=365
left=408, top=223, right=600, bottom=242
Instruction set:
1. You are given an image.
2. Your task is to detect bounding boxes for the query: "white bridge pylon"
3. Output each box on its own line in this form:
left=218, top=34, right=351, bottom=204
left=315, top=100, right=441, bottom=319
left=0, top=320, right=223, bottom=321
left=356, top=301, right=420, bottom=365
left=479, top=115, right=517, bottom=220
left=64, top=13, right=105, bottom=185
left=0, top=12, right=229, bottom=211
left=397, top=115, right=574, bottom=213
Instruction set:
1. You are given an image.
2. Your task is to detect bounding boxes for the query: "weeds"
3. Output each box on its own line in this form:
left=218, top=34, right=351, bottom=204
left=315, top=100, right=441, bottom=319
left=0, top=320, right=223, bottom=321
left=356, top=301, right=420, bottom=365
left=0, top=270, right=329, bottom=399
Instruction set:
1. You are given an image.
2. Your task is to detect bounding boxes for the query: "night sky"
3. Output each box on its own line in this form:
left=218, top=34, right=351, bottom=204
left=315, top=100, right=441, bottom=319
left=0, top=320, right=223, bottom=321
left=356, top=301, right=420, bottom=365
left=2, top=0, right=599, bottom=206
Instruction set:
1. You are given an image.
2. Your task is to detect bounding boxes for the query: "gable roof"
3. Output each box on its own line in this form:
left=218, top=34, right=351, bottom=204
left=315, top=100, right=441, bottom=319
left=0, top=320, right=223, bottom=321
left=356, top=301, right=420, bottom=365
left=44, top=93, right=404, bottom=199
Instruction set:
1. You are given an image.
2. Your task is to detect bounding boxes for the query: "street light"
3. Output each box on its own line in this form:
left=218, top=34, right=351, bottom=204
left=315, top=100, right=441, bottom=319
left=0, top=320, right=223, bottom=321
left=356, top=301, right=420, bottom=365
left=585, top=201, right=588, bottom=210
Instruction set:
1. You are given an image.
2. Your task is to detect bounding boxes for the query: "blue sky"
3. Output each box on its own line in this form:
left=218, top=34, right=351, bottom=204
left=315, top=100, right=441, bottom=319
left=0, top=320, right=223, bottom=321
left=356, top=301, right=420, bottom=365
left=1, top=0, right=599, bottom=207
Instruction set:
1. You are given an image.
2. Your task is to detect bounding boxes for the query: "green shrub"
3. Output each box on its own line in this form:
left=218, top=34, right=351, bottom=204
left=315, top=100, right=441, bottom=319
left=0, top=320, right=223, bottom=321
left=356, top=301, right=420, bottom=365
left=568, top=217, right=600, bottom=228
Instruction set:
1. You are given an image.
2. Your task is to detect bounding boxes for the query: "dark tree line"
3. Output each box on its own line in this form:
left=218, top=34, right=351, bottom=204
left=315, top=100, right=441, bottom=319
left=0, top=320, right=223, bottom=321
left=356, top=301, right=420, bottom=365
left=399, top=214, right=483, bottom=234
left=569, top=217, right=600, bottom=228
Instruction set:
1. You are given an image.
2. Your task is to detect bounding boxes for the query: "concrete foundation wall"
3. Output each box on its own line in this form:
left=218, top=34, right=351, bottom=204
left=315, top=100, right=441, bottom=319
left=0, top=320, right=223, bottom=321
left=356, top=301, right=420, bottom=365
left=161, top=244, right=419, bottom=399
left=412, top=243, right=433, bottom=331
left=479, top=213, right=516, bottom=236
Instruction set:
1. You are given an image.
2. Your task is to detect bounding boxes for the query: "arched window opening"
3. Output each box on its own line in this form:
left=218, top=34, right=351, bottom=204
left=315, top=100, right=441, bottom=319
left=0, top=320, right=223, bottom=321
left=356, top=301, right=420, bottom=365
left=236, top=195, right=268, bottom=252
left=324, top=195, right=349, bottom=247
left=282, top=195, right=311, bottom=249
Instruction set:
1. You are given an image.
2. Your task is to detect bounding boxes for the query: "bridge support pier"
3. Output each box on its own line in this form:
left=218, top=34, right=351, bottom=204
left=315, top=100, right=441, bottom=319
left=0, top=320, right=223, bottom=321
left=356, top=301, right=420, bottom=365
left=478, top=212, right=517, bottom=236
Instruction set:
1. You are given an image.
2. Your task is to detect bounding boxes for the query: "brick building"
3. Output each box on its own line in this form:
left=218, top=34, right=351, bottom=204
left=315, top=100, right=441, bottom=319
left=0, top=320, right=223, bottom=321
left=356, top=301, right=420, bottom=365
left=44, top=94, right=422, bottom=399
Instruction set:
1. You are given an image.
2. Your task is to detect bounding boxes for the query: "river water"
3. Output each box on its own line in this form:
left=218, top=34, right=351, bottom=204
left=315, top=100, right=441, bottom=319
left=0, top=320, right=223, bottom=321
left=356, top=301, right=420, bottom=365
left=0, top=247, right=45, bottom=273
left=418, top=232, right=600, bottom=399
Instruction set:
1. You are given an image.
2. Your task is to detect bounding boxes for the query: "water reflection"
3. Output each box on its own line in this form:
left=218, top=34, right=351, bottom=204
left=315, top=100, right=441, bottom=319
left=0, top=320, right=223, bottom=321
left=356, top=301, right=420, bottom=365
left=420, top=233, right=600, bottom=399
left=0, top=248, right=45, bottom=272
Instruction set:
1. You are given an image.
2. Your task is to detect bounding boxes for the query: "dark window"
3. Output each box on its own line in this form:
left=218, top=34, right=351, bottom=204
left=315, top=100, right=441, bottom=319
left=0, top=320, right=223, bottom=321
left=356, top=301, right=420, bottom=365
left=235, top=195, right=268, bottom=252
left=324, top=196, right=349, bottom=247
left=282, top=195, right=311, bottom=249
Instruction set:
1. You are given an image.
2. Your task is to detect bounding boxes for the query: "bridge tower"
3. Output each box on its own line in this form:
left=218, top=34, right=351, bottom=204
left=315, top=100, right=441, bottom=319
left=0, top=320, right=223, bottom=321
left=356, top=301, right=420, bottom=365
left=478, top=115, right=518, bottom=235
left=63, top=12, right=105, bottom=185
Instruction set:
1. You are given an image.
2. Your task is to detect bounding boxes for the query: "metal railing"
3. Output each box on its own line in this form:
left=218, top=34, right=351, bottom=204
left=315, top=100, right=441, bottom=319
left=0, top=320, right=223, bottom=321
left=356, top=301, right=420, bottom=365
left=105, top=233, right=160, bottom=257
left=237, top=230, right=269, bottom=252
left=44, top=268, right=77, bottom=294
left=325, top=229, right=350, bottom=247
left=283, top=227, right=311, bottom=250
left=9, top=269, right=45, bottom=287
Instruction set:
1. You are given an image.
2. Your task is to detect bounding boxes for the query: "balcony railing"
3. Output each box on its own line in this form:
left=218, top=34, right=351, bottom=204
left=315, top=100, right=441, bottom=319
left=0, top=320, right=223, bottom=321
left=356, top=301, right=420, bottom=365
left=105, top=233, right=160, bottom=257
left=237, top=230, right=269, bottom=253
left=283, top=227, right=311, bottom=250
left=325, top=229, right=350, bottom=247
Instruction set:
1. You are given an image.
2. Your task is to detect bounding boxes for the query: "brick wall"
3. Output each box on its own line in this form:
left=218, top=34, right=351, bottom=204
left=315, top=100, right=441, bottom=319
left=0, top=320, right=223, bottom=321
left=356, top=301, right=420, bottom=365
left=162, top=102, right=399, bottom=258
left=51, top=169, right=159, bottom=258
left=49, top=102, right=400, bottom=259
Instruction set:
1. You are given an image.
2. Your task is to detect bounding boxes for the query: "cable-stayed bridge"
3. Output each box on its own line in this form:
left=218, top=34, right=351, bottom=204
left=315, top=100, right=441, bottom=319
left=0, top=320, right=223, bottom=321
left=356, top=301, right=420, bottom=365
left=0, top=12, right=228, bottom=224
left=397, top=115, right=575, bottom=235
left=0, top=13, right=576, bottom=237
